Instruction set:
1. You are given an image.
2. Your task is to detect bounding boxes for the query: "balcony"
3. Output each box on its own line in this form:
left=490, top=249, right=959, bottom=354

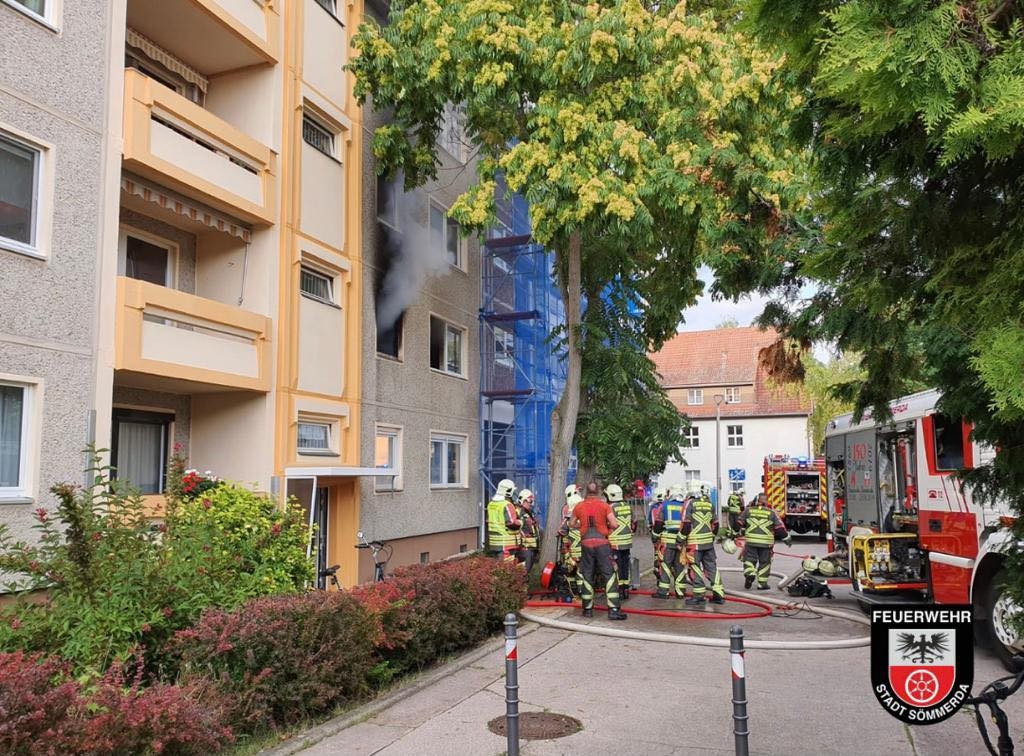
left=122, top=69, right=276, bottom=225
left=115, top=277, right=272, bottom=393
left=126, top=0, right=279, bottom=73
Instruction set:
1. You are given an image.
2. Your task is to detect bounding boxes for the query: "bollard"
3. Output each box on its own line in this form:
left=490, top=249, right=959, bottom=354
left=631, top=556, right=640, bottom=589
left=504, top=613, right=520, bottom=756
left=730, top=625, right=750, bottom=756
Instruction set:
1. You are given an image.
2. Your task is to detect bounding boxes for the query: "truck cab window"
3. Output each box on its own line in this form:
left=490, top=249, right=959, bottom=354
left=931, top=413, right=964, bottom=471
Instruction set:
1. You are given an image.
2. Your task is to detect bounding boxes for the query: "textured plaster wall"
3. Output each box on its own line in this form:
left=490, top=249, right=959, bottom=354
left=0, top=1, right=111, bottom=545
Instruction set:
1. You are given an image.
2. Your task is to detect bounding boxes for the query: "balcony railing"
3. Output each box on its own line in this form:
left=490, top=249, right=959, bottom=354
left=115, top=276, right=272, bottom=392
left=122, top=69, right=276, bottom=225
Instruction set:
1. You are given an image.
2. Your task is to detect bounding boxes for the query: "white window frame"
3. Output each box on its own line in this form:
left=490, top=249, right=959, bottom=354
left=494, top=326, right=514, bottom=369
left=2, top=0, right=61, bottom=32
left=0, top=377, right=39, bottom=502
left=117, top=226, right=177, bottom=288
left=437, top=102, right=466, bottom=162
left=429, top=431, right=467, bottom=489
left=429, top=314, right=466, bottom=378
left=687, top=389, right=704, bottom=405
left=682, top=425, right=699, bottom=448
left=727, top=424, right=744, bottom=449
left=430, top=201, right=465, bottom=270
left=297, top=418, right=336, bottom=456
left=730, top=481, right=745, bottom=493
left=376, top=176, right=400, bottom=231
left=0, top=127, right=53, bottom=260
left=299, top=264, right=336, bottom=306
left=725, top=386, right=741, bottom=404
left=374, top=424, right=403, bottom=492
left=302, top=113, right=337, bottom=159
left=684, top=470, right=702, bottom=482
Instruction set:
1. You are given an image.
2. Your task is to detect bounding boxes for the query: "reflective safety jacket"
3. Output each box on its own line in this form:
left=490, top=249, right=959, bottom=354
left=682, top=497, right=718, bottom=548
left=487, top=497, right=521, bottom=549
left=609, top=502, right=634, bottom=549
left=660, top=499, right=684, bottom=545
left=727, top=493, right=744, bottom=514
left=559, top=503, right=582, bottom=559
left=739, top=505, right=786, bottom=546
left=518, top=507, right=540, bottom=549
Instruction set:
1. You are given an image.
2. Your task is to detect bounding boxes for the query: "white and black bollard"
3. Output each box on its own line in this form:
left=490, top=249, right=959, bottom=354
left=730, top=624, right=750, bottom=756
left=631, top=556, right=640, bottom=589
left=504, top=613, right=520, bottom=756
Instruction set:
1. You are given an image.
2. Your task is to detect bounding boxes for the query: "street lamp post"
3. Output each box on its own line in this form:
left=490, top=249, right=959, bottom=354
left=714, top=393, right=725, bottom=527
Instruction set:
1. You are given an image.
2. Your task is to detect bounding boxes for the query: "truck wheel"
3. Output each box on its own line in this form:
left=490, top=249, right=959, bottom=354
left=818, top=519, right=828, bottom=543
left=979, top=569, right=1024, bottom=671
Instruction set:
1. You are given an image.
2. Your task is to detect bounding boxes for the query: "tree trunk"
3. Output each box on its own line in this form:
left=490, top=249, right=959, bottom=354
left=539, top=232, right=583, bottom=568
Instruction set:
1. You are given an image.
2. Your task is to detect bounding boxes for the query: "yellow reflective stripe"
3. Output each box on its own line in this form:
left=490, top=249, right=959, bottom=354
left=487, top=499, right=517, bottom=547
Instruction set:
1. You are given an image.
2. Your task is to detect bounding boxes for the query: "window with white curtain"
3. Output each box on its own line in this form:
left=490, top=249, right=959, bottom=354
left=430, top=432, right=465, bottom=487
left=297, top=420, right=332, bottom=454
left=0, top=384, right=28, bottom=495
left=687, top=389, right=704, bottom=405
left=112, top=409, right=170, bottom=495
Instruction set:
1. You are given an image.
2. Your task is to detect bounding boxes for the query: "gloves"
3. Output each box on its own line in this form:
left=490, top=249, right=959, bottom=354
left=783, top=534, right=793, bottom=547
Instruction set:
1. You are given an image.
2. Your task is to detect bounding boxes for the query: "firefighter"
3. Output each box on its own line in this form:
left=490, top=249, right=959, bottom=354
left=605, top=483, right=636, bottom=600
left=558, top=484, right=584, bottom=597
left=737, top=492, right=791, bottom=590
left=571, top=482, right=628, bottom=620
left=726, top=488, right=744, bottom=532
left=516, top=489, right=541, bottom=576
left=652, top=484, right=688, bottom=599
left=681, top=483, right=725, bottom=605
left=486, top=479, right=521, bottom=562
left=648, top=488, right=666, bottom=579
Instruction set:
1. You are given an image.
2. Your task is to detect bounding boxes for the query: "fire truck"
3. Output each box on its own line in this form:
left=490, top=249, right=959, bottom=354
left=763, top=454, right=828, bottom=541
left=824, top=388, right=1022, bottom=668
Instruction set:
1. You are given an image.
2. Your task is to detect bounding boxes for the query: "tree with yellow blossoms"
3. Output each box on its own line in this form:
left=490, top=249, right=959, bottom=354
left=350, top=0, right=802, bottom=567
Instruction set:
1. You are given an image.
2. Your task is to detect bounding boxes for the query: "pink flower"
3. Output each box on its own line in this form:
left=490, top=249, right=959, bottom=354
left=162, top=607, right=173, bottom=618
left=140, top=623, right=151, bottom=633
left=33, top=508, right=48, bottom=523
left=270, top=523, right=282, bottom=537
left=10, top=618, right=21, bottom=630
left=92, top=532, right=102, bottom=541
left=201, top=498, right=212, bottom=510
left=27, top=560, right=40, bottom=573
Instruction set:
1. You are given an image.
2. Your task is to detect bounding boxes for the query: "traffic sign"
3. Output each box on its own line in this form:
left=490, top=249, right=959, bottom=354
left=729, top=468, right=746, bottom=482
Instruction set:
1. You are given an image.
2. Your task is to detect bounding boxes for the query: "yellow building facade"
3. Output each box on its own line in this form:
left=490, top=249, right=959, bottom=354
left=93, top=0, right=368, bottom=587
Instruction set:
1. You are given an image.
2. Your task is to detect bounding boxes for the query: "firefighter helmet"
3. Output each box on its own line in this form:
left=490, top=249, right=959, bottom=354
left=802, top=556, right=820, bottom=574
left=496, top=479, right=516, bottom=500
left=518, top=489, right=535, bottom=507
left=687, top=480, right=703, bottom=496
left=817, top=559, right=837, bottom=577
left=654, top=489, right=665, bottom=503
left=604, top=483, right=624, bottom=502
left=565, top=483, right=583, bottom=507
left=669, top=484, right=685, bottom=500
left=721, top=538, right=738, bottom=555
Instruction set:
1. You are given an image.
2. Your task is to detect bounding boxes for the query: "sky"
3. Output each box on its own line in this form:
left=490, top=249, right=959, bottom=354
left=677, top=265, right=771, bottom=332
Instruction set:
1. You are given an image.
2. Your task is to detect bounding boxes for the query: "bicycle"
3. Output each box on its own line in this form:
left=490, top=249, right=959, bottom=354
left=318, top=564, right=342, bottom=590
left=966, top=655, right=1024, bottom=756
left=355, top=530, right=392, bottom=582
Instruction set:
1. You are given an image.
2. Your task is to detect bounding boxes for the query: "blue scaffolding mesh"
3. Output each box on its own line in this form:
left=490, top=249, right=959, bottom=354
left=480, top=188, right=567, bottom=524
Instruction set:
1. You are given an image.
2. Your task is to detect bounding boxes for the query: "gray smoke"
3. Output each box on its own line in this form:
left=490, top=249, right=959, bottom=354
left=376, top=177, right=452, bottom=331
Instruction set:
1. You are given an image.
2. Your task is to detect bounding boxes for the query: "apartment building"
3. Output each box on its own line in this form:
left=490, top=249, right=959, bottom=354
left=1, top=0, right=370, bottom=587
left=652, top=327, right=812, bottom=498
left=356, top=1, right=482, bottom=581
left=1, top=0, right=121, bottom=543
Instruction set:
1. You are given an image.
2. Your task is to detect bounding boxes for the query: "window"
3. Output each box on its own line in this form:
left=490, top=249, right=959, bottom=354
left=297, top=421, right=332, bottom=454
left=438, top=103, right=465, bottom=161
left=685, top=470, right=702, bottom=482
left=430, top=316, right=464, bottom=376
left=430, top=202, right=463, bottom=268
left=682, top=425, right=699, bottom=448
left=494, top=327, right=514, bottom=369
left=687, top=389, right=704, bottom=405
left=313, top=0, right=337, bottom=16
left=111, top=409, right=170, bottom=495
left=727, top=425, right=744, bottom=448
left=302, top=115, right=335, bottom=158
left=725, top=387, right=741, bottom=404
left=931, top=413, right=965, bottom=471
left=459, top=544, right=468, bottom=553
left=430, top=433, right=466, bottom=487
left=0, top=384, right=30, bottom=497
left=730, top=481, right=745, bottom=493
left=5, top=0, right=49, bottom=25
left=377, top=310, right=404, bottom=359
left=123, top=234, right=171, bottom=286
left=300, top=265, right=334, bottom=304
left=125, top=39, right=205, bottom=104
left=0, top=133, right=40, bottom=254
left=374, top=425, right=402, bottom=492
left=376, top=176, right=400, bottom=229
left=419, top=551, right=430, bottom=564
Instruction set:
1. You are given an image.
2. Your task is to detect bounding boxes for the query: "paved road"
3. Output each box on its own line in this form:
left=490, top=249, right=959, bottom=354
left=281, top=536, right=1022, bottom=755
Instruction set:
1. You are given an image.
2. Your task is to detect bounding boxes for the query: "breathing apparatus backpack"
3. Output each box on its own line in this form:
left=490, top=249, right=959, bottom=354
left=786, top=576, right=833, bottom=600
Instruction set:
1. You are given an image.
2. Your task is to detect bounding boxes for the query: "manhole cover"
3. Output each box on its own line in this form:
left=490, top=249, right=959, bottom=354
left=487, top=712, right=582, bottom=741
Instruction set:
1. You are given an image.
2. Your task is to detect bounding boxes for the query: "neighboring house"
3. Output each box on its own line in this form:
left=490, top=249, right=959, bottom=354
left=0, top=0, right=121, bottom=543
left=357, top=0, right=481, bottom=581
left=651, top=327, right=812, bottom=500
left=2, top=0, right=371, bottom=588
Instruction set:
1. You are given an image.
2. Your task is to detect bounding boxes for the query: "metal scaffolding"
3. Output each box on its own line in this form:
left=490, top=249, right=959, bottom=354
left=480, top=196, right=567, bottom=523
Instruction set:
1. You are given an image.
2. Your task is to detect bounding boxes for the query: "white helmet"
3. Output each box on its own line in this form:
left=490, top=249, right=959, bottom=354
left=604, top=483, right=624, bottom=503
left=565, top=483, right=583, bottom=507
left=496, top=479, right=516, bottom=500
left=817, top=559, right=837, bottom=577
left=687, top=480, right=703, bottom=496
left=721, top=538, right=738, bottom=555
left=517, top=489, right=535, bottom=507
left=802, top=556, right=820, bottom=574
left=669, top=484, right=685, bottom=500
left=654, top=489, right=665, bottom=503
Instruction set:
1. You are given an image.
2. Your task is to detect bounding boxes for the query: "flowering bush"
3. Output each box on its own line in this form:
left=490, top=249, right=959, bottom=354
left=173, top=591, right=379, bottom=732
left=0, top=651, right=233, bottom=755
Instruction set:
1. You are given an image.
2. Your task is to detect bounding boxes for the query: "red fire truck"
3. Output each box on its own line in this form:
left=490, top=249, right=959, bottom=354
left=763, top=454, right=828, bottom=541
left=824, top=388, right=1021, bottom=668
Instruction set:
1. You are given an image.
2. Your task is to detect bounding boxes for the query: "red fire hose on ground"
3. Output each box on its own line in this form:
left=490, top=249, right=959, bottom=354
left=526, top=589, right=774, bottom=620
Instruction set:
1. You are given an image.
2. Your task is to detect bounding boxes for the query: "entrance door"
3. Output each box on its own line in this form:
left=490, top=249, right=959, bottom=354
left=312, top=487, right=329, bottom=589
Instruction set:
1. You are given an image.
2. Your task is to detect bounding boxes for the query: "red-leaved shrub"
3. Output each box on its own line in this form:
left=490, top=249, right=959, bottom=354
left=172, top=590, right=380, bottom=732
left=0, top=651, right=233, bottom=755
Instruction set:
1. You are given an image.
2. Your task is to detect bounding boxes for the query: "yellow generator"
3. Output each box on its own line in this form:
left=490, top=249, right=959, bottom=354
left=850, top=532, right=928, bottom=593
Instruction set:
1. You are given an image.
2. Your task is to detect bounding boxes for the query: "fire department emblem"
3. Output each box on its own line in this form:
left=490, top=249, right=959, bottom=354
left=871, top=605, right=973, bottom=724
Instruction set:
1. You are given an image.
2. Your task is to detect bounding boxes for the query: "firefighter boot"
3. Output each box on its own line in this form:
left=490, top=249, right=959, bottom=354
left=756, top=583, right=770, bottom=591
left=608, top=608, right=628, bottom=621
left=710, top=594, right=726, bottom=605
left=744, top=576, right=754, bottom=590
left=582, top=608, right=594, bottom=618
left=685, top=595, right=706, bottom=607
left=621, top=586, right=630, bottom=601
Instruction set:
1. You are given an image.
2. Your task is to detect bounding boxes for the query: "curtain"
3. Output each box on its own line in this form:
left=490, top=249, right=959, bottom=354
left=116, top=421, right=163, bottom=494
left=0, top=386, right=24, bottom=488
